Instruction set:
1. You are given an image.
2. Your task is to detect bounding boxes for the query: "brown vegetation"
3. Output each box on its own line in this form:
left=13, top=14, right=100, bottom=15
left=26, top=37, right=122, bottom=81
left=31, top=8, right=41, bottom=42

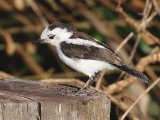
left=0, top=0, right=160, bottom=120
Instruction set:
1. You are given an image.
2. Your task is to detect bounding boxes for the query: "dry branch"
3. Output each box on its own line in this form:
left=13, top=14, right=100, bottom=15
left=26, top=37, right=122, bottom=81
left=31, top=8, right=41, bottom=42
left=120, top=78, right=160, bottom=120
left=116, top=6, right=160, bottom=45
left=105, top=53, right=160, bottom=94
left=16, top=44, right=45, bottom=75
left=3, top=33, right=16, bottom=56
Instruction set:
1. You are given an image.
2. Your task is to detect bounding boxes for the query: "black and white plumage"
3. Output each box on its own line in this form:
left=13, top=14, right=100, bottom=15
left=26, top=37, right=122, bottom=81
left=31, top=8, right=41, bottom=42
left=38, top=22, right=149, bottom=91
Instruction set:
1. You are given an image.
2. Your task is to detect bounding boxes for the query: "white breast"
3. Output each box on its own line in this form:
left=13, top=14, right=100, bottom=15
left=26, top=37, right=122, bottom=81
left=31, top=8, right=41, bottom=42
left=56, top=46, right=115, bottom=77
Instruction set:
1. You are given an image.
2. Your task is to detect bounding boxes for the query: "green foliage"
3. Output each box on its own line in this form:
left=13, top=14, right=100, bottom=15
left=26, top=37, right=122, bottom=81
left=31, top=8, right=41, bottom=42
left=86, top=29, right=104, bottom=42
left=148, top=100, right=160, bottom=118
left=93, top=5, right=118, bottom=20
left=30, top=53, right=43, bottom=63
left=116, top=25, right=133, bottom=37
left=139, top=40, right=153, bottom=54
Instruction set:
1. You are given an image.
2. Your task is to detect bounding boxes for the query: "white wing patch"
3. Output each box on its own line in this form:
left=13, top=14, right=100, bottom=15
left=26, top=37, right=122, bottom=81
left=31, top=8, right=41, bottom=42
left=66, top=39, right=105, bottom=49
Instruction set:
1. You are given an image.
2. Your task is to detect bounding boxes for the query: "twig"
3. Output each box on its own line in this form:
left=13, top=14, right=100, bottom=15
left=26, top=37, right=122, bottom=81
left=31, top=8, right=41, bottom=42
left=115, top=32, right=134, bottom=53
left=104, top=77, right=136, bottom=94
left=65, top=0, right=123, bottom=42
left=152, top=0, right=160, bottom=15
left=128, top=35, right=140, bottom=64
left=3, top=32, right=16, bottom=56
left=116, top=6, right=160, bottom=45
left=0, top=71, right=14, bottom=78
left=141, top=0, right=152, bottom=24
left=95, top=70, right=106, bottom=90
left=116, top=34, right=140, bottom=81
left=120, top=78, right=160, bottom=120
left=0, top=25, right=43, bottom=34
left=97, top=90, right=139, bottom=119
left=140, top=12, right=158, bottom=30
left=16, top=44, right=45, bottom=75
left=26, top=0, right=49, bottom=26
left=105, top=53, right=160, bottom=94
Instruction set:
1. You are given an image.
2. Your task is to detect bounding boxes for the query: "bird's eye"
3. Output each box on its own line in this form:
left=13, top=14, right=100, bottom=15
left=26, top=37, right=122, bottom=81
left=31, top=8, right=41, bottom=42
left=48, top=35, right=55, bottom=39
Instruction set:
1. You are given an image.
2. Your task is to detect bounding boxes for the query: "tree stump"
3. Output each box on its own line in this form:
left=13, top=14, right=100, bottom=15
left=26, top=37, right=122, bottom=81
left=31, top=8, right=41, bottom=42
left=0, top=78, right=111, bottom=120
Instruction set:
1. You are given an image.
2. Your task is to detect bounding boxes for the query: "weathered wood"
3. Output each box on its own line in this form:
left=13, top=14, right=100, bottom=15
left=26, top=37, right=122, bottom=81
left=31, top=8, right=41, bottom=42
left=0, top=78, right=110, bottom=120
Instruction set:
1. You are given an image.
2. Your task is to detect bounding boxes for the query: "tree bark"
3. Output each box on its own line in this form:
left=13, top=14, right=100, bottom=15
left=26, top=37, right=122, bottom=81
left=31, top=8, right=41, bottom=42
left=0, top=78, right=110, bottom=120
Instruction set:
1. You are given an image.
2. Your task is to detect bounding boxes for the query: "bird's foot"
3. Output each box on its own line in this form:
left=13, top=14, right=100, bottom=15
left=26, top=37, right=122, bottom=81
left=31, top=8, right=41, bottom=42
left=76, top=75, right=98, bottom=95
left=75, top=87, right=96, bottom=96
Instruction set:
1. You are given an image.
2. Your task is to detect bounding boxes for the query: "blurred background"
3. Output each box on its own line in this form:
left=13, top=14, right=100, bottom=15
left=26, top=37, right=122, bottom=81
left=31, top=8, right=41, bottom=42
left=0, top=0, right=160, bottom=120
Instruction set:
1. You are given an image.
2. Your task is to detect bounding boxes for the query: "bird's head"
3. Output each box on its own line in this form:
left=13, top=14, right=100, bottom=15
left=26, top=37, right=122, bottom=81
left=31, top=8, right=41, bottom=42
left=37, top=22, right=74, bottom=46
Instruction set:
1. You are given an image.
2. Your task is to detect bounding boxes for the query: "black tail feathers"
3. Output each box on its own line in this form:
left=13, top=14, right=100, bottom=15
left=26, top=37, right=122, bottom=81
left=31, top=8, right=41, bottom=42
left=112, top=64, right=150, bottom=83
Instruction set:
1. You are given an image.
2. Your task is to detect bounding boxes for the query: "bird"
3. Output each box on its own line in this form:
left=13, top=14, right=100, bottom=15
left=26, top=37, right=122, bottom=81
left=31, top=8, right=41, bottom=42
left=37, top=22, right=149, bottom=93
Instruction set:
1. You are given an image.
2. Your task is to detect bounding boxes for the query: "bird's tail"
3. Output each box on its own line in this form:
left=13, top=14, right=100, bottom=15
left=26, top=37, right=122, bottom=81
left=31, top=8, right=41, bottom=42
left=112, top=64, right=150, bottom=83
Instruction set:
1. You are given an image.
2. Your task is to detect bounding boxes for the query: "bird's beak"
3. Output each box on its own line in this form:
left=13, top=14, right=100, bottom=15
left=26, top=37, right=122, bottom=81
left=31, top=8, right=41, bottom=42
left=33, top=38, right=45, bottom=44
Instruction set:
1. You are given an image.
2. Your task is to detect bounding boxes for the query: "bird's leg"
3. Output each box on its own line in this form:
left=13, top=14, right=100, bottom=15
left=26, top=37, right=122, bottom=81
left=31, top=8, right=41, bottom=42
left=76, top=72, right=99, bottom=94
left=76, top=77, right=94, bottom=95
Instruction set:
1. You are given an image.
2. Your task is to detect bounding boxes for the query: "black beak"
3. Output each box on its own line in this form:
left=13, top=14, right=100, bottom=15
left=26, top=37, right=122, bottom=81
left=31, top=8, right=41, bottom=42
left=33, top=39, right=44, bottom=44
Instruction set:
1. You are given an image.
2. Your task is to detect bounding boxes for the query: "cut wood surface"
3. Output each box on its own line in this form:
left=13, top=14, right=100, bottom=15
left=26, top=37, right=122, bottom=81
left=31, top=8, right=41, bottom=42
left=0, top=78, right=111, bottom=120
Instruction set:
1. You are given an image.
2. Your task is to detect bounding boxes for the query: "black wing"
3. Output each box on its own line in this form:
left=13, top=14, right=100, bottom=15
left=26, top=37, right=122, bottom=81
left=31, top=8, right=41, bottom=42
left=60, top=41, right=149, bottom=83
left=60, top=41, right=122, bottom=65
